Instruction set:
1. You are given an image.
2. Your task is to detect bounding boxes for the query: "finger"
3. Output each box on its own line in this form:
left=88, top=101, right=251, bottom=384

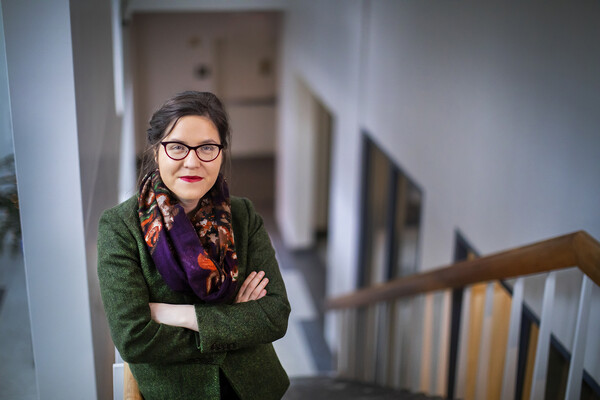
left=250, top=270, right=265, bottom=286
left=236, top=271, right=266, bottom=303
left=239, top=271, right=256, bottom=293
left=236, top=271, right=257, bottom=302
left=256, top=288, right=267, bottom=300
left=248, top=277, right=269, bottom=300
left=244, top=271, right=265, bottom=295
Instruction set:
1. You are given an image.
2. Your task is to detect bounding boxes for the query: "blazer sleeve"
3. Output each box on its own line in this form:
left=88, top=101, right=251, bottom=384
left=97, top=208, right=220, bottom=365
left=193, top=198, right=291, bottom=354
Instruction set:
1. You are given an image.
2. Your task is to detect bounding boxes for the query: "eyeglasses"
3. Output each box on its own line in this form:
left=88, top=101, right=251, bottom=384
left=161, top=142, right=224, bottom=162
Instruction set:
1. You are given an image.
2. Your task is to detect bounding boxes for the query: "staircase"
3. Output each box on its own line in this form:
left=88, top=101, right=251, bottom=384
left=326, top=231, right=600, bottom=400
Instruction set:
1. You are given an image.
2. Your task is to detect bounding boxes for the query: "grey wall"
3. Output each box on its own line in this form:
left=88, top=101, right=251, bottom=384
left=363, top=2, right=600, bottom=266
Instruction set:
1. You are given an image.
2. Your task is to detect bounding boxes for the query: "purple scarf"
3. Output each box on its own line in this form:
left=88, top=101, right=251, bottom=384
left=138, top=170, right=238, bottom=303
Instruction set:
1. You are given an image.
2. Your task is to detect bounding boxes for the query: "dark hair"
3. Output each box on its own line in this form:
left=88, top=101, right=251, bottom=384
left=137, top=91, right=231, bottom=186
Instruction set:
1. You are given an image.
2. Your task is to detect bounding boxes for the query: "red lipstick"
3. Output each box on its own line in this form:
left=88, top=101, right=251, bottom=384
left=180, top=176, right=203, bottom=183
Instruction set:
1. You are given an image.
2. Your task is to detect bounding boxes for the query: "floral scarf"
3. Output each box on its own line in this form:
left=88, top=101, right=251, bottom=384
left=138, top=170, right=238, bottom=303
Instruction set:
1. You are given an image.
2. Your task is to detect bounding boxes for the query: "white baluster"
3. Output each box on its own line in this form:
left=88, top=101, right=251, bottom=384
left=336, top=310, right=349, bottom=376
left=435, top=290, right=452, bottom=396
left=409, top=295, right=426, bottom=392
left=454, top=286, right=472, bottom=400
left=420, top=292, right=435, bottom=393
left=500, top=278, right=524, bottom=400
left=374, top=302, right=389, bottom=386
left=565, top=275, right=593, bottom=400
left=348, top=307, right=357, bottom=379
left=396, top=298, right=412, bottom=389
left=530, top=271, right=556, bottom=400
left=474, top=282, right=495, bottom=399
left=364, top=305, right=378, bottom=382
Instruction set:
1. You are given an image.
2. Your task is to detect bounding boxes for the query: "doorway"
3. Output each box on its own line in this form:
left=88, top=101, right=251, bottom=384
left=312, top=97, right=333, bottom=265
left=129, top=11, right=282, bottom=212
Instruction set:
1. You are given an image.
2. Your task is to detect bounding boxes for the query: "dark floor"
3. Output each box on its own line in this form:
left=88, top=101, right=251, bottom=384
left=284, top=377, right=441, bottom=400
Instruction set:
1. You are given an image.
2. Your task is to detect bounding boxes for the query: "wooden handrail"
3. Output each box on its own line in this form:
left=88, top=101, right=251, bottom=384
left=326, top=230, right=600, bottom=310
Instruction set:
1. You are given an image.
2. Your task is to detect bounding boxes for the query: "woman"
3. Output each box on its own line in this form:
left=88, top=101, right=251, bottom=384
left=98, top=91, right=290, bottom=400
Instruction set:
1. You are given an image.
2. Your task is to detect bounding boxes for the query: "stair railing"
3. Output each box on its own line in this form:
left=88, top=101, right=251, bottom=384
left=326, top=231, right=600, bottom=400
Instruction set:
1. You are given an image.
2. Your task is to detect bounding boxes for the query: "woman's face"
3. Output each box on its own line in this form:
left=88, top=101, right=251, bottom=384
left=157, top=115, right=222, bottom=213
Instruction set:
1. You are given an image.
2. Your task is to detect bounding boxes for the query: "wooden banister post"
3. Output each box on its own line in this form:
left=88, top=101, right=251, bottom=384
left=124, top=362, right=143, bottom=400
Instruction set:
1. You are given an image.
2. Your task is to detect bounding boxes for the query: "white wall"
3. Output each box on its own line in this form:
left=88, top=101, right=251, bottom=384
left=363, top=2, right=600, bottom=268
left=277, top=0, right=600, bottom=390
left=2, top=0, right=99, bottom=398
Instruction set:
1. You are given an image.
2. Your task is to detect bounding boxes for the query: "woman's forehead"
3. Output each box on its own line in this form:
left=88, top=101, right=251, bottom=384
left=164, top=115, right=219, bottom=142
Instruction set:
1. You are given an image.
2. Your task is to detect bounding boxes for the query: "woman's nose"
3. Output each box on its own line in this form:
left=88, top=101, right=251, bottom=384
left=183, top=151, right=203, bottom=168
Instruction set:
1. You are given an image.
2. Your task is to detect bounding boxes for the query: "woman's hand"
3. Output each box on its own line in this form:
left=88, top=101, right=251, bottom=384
left=149, top=303, right=198, bottom=332
left=235, top=271, right=268, bottom=303
left=147, top=271, right=267, bottom=331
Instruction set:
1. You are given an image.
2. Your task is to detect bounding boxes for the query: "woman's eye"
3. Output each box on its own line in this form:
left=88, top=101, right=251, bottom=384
left=200, top=145, right=214, bottom=152
left=169, top=144, right=185, bottom=151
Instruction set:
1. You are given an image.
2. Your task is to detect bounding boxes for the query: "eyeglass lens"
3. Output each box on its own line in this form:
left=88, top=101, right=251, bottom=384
left=164, top=143, right=221, bottom=161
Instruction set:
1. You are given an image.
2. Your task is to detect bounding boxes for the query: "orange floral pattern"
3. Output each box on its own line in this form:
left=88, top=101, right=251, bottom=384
left=138, top=170, right=238, bottom=303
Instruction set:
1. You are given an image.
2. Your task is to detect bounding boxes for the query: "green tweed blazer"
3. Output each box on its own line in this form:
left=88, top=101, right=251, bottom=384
left=98, top=196, right=290, bottom=400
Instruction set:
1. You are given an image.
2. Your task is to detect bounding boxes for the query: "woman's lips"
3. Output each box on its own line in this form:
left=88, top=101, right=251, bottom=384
left=180, top=176, right=203, bottom=183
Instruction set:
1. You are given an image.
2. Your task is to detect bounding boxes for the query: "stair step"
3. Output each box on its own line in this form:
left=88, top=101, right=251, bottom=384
left=283, top=376, right=442, bottom=400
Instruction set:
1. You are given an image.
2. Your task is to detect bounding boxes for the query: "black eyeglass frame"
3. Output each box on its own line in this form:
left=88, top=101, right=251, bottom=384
left=160, top=141, right=224, bottom=162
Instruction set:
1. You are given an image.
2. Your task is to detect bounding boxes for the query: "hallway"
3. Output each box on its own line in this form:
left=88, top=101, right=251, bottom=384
left=231, top=157, right=428, bottom=399
left=230, top=156, right=333, bottom=377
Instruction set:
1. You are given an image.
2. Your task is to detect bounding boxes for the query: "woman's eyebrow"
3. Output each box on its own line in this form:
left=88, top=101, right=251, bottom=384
left=165, top=139, right=220, bottom=145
